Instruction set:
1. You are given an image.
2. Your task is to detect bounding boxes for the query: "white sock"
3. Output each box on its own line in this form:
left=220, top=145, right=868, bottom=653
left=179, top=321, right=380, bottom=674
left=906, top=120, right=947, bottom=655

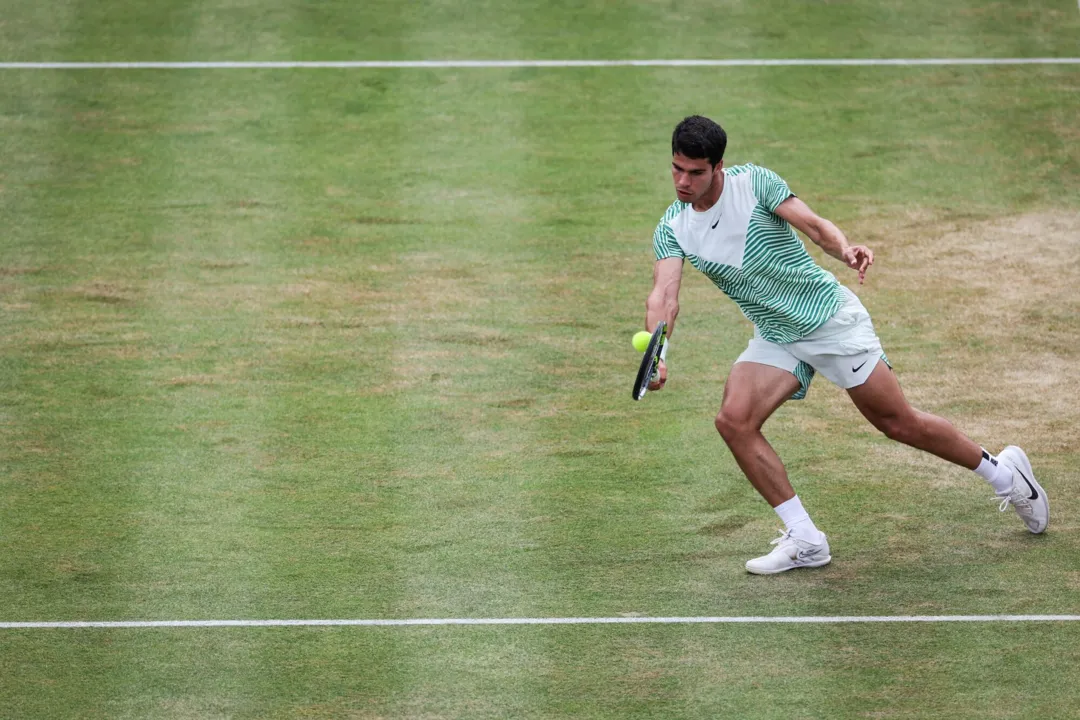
left=774, top=495, right=823, bottom=543
left=975, top=449, right=1014, bottom=496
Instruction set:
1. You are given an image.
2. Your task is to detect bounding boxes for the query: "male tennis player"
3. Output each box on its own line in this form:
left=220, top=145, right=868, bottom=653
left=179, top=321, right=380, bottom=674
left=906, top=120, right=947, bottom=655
left=645, top=115, right=1048, bottom=575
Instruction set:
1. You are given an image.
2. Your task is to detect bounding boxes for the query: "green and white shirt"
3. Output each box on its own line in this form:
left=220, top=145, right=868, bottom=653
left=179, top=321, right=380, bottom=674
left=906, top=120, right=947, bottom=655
left=653, top=163, right=845, bottom=344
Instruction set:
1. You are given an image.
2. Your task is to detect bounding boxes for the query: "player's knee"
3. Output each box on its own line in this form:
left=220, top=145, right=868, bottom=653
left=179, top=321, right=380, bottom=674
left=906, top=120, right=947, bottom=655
left=715, top=409, right=754, bottom=443
left=877, top=413, right=921, bottom=446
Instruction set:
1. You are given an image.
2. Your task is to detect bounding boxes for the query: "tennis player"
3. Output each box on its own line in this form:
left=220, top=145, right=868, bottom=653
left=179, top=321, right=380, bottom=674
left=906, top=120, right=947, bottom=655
left=644, top=115, right=1048, bottom=574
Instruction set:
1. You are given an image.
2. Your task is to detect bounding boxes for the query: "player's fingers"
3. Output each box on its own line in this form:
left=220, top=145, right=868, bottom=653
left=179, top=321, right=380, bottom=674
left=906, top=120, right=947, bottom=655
left=649, top=363, right=667, bottom=390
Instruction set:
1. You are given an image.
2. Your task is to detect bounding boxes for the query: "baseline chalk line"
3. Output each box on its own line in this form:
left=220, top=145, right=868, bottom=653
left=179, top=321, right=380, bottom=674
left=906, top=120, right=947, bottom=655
left=4, top=615, right=1080, bottom=629
left=0, top=58, right=1079, bottom=70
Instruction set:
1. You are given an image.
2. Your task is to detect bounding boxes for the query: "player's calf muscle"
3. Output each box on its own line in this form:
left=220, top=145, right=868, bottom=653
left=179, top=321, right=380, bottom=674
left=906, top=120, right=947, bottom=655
left=873, top=408, right=982, bottom=469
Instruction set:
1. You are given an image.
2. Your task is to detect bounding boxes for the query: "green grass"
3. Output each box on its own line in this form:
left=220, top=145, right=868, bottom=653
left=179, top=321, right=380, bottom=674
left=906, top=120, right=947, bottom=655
left=4, top=625, right=1080, bottom=718
left=4, top=0, right=1080, bottom=60
left=2, top=1, right=1080, bottom=717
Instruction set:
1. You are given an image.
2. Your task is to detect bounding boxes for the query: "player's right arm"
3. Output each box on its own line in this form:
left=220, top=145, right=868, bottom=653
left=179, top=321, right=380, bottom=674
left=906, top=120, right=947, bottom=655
left=646, top=257, right=683, bottom=338
left=648, top=206, right=687, bottom=390
left=645, top=257, right=683, bottom=390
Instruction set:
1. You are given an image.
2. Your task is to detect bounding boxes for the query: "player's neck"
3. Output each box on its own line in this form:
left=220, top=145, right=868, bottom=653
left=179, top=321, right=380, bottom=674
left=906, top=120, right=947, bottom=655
left=692, top=173, right=724, bottom=212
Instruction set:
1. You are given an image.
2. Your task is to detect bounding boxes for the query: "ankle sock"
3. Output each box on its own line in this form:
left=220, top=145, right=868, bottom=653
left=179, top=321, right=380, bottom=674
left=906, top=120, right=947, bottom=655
left=774, top=495, right=823, bottom=543
left=975, top=449, right=1014, bottom=495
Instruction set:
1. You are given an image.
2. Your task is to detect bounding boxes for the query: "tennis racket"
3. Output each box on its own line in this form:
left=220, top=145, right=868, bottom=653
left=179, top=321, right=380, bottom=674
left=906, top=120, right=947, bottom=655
left=632, top=320, right=667, bottom=401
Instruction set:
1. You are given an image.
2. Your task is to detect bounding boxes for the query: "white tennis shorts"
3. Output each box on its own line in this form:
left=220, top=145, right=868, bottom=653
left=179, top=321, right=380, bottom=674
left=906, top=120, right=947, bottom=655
left=735, top=286, right=889, bottom=400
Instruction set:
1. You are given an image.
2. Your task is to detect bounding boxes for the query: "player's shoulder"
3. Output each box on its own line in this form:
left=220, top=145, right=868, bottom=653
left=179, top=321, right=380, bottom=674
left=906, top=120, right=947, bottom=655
left=656, top=199, right=690, bottom=227
left=727, top=164, right=794, bottom=213
left=726, top=162, right=782, bottom=180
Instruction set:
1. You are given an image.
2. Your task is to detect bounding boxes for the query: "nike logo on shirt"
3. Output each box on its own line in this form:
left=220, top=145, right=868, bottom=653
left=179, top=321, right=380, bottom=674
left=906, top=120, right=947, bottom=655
left=710, top=218, right=720, bottom=229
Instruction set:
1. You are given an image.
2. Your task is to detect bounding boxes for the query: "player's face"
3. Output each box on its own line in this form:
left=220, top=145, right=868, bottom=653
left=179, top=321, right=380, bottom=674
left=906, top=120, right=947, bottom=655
left=671, top=153, right=721, bottom=204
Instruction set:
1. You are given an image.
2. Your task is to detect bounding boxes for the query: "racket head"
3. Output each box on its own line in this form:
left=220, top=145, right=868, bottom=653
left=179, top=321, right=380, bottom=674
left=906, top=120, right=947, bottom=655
left=632, top=321, right=667, bottom=401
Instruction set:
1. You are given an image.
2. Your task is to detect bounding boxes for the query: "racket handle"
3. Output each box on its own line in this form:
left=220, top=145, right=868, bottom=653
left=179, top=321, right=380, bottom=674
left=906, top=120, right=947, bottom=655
left=650, top=341, right=669, bottom=384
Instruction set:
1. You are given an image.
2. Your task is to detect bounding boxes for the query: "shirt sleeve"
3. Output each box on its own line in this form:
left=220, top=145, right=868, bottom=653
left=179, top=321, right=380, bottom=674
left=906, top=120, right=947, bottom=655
left=749, top=165, right=795, bottom=213
left=652, top=220, right=685, bottom=261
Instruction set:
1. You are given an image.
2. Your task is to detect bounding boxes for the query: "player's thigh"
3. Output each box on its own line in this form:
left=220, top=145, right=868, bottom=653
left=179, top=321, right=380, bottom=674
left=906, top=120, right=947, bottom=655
left=845, top=361, right=916, bottom=429
left=720, top=361, right=802, bottom=430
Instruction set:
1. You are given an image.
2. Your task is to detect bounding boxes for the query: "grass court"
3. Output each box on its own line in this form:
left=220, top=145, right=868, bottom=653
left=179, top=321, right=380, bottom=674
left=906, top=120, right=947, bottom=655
left=2, top=1, right=1080, bottom=717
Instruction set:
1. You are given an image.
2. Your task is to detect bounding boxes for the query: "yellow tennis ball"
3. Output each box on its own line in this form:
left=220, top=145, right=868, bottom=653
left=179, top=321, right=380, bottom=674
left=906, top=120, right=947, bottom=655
left=632, top=331, right=652, bottom=352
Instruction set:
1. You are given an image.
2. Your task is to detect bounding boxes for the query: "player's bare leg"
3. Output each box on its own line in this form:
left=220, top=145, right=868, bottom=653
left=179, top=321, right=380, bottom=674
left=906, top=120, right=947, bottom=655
left=845, top=362, right=983, bottom=468
left=717, top=362, right=832, bottom=573
left=715, top=362, right=801, bottom=506
left=847, top=362, right=1048, bottom=533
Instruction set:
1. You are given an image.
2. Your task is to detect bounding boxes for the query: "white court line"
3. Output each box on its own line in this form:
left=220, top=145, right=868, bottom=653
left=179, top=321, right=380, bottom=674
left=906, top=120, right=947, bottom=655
left=3, top=615, right=1080, bottom=629
left=0, top=58, right=1078, bottom=69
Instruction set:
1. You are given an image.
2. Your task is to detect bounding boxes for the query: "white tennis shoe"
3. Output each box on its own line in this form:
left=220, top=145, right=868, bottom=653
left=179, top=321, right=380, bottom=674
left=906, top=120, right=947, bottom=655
left=996, top=445, right=1048, bottom=534
left=745, top=529, right=831, bottom=575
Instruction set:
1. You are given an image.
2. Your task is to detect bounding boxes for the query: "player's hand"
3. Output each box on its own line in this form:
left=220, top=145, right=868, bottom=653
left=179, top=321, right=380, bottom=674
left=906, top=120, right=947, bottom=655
left=842, top=245, right=874, bottom=284
left=648, top=360, right=667, bottom=391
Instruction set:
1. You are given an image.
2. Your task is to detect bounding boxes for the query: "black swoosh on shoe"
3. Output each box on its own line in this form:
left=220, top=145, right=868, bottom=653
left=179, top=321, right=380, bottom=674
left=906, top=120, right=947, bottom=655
left=1016, top=467, right=1039, bottom=501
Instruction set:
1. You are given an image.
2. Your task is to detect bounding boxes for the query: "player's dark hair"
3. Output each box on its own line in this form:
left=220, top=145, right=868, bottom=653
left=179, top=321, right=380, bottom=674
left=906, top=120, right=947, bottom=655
left=671, top=116, right=727, bottom=166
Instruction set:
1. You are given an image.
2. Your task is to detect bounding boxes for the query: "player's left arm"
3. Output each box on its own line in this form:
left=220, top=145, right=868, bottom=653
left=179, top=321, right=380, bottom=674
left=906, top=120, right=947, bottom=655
left=774, top=196, right=874, bottom=284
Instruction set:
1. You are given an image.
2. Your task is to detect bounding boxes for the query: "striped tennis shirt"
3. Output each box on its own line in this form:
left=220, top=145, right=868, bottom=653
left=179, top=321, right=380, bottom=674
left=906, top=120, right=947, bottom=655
left=652, top=163, right=845, bottom=344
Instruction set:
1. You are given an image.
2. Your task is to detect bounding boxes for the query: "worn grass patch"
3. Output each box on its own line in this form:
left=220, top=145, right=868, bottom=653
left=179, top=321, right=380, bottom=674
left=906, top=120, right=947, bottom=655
left=859, top=211, right=1080, bottom=446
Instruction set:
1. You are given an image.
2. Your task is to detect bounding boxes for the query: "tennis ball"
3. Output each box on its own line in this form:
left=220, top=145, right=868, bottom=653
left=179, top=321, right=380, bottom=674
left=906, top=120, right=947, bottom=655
left=632, top=331, right=652, bottom=352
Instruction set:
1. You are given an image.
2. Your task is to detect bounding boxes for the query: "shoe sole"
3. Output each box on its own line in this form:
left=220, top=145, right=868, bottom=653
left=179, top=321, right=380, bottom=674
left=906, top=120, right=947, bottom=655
left=1002, top=445, right=1049, bottom=534
left=745, top=555, right=832, bottom=575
